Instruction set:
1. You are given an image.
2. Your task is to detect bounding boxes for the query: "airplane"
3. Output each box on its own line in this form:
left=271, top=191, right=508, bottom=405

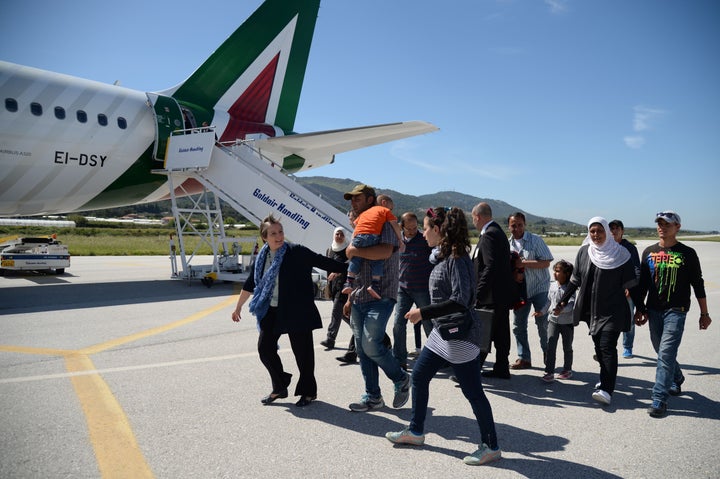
left=0, top=0, right=437, bottom=246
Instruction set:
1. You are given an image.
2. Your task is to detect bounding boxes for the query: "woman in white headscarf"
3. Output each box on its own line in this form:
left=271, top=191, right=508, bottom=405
left=319, top=227, right=352, bottom=352
left=555, top=217, right=642, bottom=406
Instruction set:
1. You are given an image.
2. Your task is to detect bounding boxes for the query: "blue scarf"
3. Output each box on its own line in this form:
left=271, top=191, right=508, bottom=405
left=249, top=242, right=288, bottom=325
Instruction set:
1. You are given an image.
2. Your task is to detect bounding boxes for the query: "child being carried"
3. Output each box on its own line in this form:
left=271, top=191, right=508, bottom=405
left=342, top=194, right=403, bottom=299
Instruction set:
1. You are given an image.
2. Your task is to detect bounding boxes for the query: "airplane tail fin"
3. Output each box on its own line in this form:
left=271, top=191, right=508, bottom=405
left=160, top=0, right=320, bottom=140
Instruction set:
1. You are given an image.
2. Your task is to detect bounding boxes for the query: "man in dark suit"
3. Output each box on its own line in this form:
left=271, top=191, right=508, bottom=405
left=472, top=202, right=517, bottom=379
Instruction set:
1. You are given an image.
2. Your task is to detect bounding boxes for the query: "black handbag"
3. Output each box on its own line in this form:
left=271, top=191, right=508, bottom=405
left=433, top=310, right=474, bottom=340
left=474, top=307, right=494, bottom=353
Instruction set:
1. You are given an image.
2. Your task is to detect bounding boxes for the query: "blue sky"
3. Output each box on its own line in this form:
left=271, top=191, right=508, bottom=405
left=1, top=0, right=718, bottom=231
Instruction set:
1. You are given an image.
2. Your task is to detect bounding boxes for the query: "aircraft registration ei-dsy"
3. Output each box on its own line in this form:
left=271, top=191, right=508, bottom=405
left=0, top=0, right=437, bottom=248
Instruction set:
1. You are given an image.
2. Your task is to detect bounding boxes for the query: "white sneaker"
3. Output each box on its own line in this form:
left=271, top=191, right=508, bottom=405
left=463, top=443, right=502, bottom=465
left=385, top=427, right=425, bottom=446
left=592, top=389, right=611, bottom=405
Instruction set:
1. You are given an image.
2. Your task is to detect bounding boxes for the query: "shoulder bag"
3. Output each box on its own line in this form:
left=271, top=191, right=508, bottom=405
left=433, top=309, right=474, bottom=341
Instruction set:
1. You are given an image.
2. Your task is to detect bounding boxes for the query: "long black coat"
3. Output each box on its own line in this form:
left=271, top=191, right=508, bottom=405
left=560, top=244, right=639, bottom=335
left=243, top=243, right=347, bottom=334
left=474, top=221, right=517, bottom=308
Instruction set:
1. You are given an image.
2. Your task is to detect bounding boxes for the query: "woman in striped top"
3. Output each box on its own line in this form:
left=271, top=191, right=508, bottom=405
left=385, top=206, right=502, bottom=466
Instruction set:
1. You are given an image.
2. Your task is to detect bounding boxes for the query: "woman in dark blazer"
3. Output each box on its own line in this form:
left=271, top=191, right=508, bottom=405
left=232, top=215, right=347, bottom=407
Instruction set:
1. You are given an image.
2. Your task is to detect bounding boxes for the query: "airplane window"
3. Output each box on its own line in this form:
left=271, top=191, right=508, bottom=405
left=77, top=110, right=87, bottom=123
left=31, top=102, right=43, bottom=116
left=98, top=113, right=108, bottom=126
left=5, top=98, right=18, bottom=112
left=54, top=106, right=66, bottom=120
left=117, top=117, right=127, bottom=129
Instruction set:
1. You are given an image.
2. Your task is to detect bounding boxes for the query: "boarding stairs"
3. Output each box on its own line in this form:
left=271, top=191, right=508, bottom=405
left=155, top=128, right=351, bottom=286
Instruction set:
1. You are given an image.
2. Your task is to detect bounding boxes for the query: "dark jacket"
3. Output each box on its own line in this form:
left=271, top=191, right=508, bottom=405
left=326, top=246, right=348, bottom=297
left=474, top=221, right=517, bottom=308
left=243, top=243, right=347, bottom=334
left=559, top=244, right=640, bottom=335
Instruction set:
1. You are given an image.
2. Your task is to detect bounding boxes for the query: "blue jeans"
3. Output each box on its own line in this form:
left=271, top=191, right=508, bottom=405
left=648, top=309, right=686, bottom=403
left=622, top=298, right=636, bottom=350
left=392, top=287, right=431, bottom=366
left=409, top=348, right=498, bottom=449
left=512, top=291, right=549, bottom=362
left=348, top=234, right=383, bottom=277
left=350, top=298, right=405, bottom=399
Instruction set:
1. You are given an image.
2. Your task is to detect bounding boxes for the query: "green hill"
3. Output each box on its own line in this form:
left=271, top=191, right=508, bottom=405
left=296, top=176, right=583, bottom=235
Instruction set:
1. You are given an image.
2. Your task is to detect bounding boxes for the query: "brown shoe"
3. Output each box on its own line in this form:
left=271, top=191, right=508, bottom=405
left=510, top=358, right=532, bottom=369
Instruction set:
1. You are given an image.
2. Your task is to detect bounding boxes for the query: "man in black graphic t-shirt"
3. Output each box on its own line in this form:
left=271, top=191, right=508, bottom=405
left=635, top=211, right=712, bottom=418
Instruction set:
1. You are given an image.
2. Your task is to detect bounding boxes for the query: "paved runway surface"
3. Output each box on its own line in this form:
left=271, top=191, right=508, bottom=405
left=1, top=241, right=719, bottom=478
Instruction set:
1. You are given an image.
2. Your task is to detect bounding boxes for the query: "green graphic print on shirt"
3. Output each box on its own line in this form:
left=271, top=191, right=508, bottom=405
left=647, top=250, right=683, bottom=302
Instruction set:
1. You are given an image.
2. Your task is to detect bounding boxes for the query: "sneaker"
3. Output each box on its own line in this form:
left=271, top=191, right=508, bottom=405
left=385, top=427, right=425, bottom=446
left=320, top=339, right=335, bottom=350
left=647, top=399, right=667, bottom=418
left=349, top=394, right=384, bottom=412
left=623, top=348, right=633, bottom=359
left=592, top=389, right=612, bottom=405
left=463, top=443, right=502, bottom=466
left=669, top=382, right=682, bottom=396
left=557, top=370, right=573, bottom=380
left=541, top=373, right=555, bottom=383
left=393, top=372, right=411, bottom=408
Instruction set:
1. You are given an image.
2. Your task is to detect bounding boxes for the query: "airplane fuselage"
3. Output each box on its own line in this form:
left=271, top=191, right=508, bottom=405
left=1, top=0, right=435, bottom=221
left=0, top=61, right=163, bottom=216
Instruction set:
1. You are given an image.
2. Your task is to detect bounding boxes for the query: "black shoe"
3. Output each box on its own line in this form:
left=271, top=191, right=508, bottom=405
left=261, top=389, right=288, bottom=405
left=320, top=339, right=335, bottom=350
left=482, top=370, right=511, bottom=379
left=295, top=396, right=316, bottom=407
left=647, top=400, right=667, bottom=418
left=336, top=354, right=357, bottom=364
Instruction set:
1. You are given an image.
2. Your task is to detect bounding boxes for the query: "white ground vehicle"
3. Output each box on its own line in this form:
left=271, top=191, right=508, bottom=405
left=0, top=236, right=70, bottom=275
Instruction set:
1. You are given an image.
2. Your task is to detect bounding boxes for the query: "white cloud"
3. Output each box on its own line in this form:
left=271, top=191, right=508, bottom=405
left=624, top=135, right=646, bottom=149
left=400, top=157, right=447, bottom=173
left=461, top=162, right=517, bottom=180
left=390, top=141, right=445, bottom=173
left=623, top=105, right=666, bottom=149
left=545, top=0, right=568, bottom=14
left=632, top=105, right=666, bottom=132
left=390, top=142, right=517, bottom=180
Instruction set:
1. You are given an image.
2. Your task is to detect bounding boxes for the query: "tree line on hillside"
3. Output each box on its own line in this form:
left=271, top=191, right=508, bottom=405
left=71, top=176, right=711, bottom=237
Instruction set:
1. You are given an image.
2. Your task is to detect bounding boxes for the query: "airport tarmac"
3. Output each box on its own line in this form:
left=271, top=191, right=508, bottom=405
left=1, top=241, right=719, bottom=479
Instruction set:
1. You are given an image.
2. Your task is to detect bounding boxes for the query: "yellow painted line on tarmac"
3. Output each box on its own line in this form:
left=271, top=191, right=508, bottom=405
left=66, top=352, right=154, bottom=478
left=0, top=345, right=72, bottom=356
left=1, top=291, right=242, bottom=479
left=78, top=295, right=238, bottom=355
